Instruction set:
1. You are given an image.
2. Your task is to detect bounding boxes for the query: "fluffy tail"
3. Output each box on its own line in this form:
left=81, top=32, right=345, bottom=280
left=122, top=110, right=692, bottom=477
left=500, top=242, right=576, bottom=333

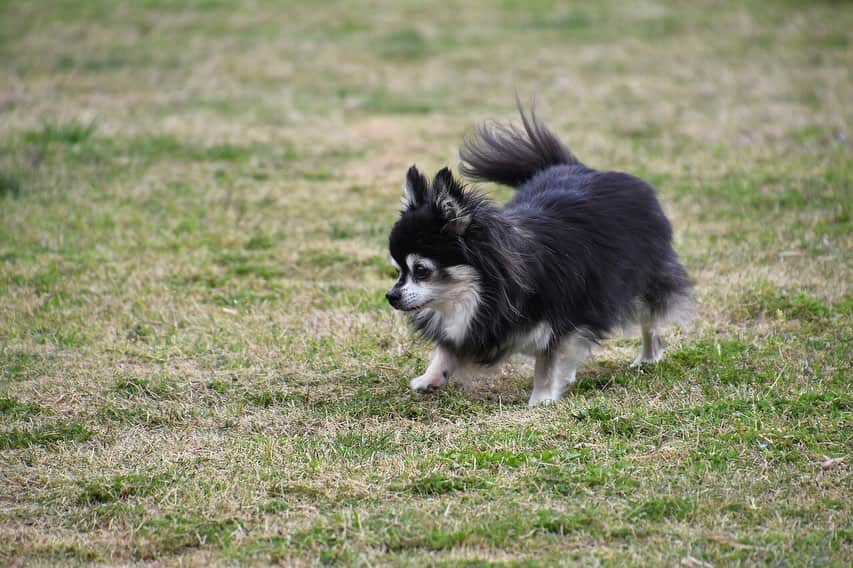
left=459, top=101, right=579, bottom=187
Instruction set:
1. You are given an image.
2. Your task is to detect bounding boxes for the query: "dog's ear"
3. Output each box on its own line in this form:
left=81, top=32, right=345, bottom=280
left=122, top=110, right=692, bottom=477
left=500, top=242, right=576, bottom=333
left=433, top=167, right=472, bottom=235
left=402, top=164, right=428, bottom=210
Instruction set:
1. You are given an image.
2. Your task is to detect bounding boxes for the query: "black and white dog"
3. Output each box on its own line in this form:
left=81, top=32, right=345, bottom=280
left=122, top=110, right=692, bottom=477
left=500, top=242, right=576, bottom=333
left=387, top=106, right=691, bottom=406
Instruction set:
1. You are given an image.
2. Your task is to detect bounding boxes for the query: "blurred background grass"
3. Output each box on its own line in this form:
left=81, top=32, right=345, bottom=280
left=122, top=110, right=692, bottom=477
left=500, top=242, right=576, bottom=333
left=0, top=1, right=851, bottom=565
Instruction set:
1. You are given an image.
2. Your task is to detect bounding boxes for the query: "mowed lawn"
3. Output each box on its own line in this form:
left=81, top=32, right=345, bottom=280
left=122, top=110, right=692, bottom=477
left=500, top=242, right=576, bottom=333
left=1, top=1, right=851, bottom=565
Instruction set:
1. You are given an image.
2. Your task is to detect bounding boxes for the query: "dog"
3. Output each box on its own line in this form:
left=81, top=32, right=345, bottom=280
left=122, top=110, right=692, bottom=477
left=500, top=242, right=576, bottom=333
left=386, top=104, right=692, bottom=406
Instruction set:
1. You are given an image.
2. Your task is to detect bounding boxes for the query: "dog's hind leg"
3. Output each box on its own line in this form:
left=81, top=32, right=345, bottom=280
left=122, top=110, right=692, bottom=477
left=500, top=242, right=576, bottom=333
left=630, top=323, right=664, bottom=368
left=528, top=330, right=593, bottom=406
left=631, top=272, right=692, bottom=368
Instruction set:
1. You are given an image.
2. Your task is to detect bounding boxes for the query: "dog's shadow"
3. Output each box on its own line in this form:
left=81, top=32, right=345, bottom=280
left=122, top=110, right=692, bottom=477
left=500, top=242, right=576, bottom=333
left=452, top=357, right=631, bottom=404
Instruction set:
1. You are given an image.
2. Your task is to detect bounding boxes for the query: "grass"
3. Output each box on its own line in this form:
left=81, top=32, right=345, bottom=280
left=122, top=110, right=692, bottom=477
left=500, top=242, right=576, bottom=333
left=0, top=421, right=92, bottom=450
left=0, top=0, right=851, bottom=565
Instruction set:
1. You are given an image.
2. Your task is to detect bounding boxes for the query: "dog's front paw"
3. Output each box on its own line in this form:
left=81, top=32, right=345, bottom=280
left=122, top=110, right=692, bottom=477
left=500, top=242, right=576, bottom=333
left=410, top=373, right=447, bottom=394
left=629, top=349, right=665, bottom=368
left=528, top=391, right=561, bottom=407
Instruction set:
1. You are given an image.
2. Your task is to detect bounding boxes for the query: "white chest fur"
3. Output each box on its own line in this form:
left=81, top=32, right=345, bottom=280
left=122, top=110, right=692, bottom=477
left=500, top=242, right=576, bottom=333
left=427, top=265, right=482, bottom=345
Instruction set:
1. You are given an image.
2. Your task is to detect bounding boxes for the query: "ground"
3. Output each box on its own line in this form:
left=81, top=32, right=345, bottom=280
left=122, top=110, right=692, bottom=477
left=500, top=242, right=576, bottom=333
left=0, top=0, right=851, bottom=565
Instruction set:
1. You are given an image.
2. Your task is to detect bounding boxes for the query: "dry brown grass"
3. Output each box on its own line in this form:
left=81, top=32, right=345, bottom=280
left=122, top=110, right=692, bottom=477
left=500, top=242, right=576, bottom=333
left=1, top=0, right=851, bottom=565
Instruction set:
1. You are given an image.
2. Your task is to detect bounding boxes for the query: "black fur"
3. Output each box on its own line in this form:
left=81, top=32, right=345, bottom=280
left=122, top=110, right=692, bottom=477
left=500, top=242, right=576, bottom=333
left=459, top=102, right=578, bottom=187
left=389, top=107, right=691, bottom=365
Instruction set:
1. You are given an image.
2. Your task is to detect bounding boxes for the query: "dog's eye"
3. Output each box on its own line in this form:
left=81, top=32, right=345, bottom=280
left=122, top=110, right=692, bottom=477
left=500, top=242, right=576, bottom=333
left=413, top=264, right=431, bottom=280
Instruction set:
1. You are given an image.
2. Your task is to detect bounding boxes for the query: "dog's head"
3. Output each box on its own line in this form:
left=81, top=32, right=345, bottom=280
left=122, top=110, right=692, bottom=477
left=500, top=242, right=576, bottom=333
left=386, top=165, right=479, bottom=314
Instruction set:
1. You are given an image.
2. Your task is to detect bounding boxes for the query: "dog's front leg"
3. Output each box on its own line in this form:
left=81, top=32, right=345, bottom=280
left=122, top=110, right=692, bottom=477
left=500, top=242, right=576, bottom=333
left=410, top=347, right=458, bottom=393
left=529, top=351, right=562, bottom=406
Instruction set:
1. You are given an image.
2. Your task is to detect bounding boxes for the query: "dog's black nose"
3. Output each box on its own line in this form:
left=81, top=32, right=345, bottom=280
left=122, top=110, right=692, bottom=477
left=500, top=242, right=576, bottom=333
left=386, top=289, right=402, bottom=309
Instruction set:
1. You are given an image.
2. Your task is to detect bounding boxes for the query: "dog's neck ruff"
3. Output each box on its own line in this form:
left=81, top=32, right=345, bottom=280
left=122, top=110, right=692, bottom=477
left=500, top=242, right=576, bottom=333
left=412, top=265, right=481, bottom=346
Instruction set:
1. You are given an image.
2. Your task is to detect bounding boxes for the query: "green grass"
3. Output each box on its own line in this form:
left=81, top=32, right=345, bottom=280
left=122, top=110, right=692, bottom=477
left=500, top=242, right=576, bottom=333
left=1, top=0, right=851, bottom=565
left=377, top=29, right=432, bottom=61
left=0, top=396, right=44, bottom=418
left=78, top=472, right=175, bottom=505
left=0, top=421, right=92, bottom=449
left=0, top=171, right=22, bottom=198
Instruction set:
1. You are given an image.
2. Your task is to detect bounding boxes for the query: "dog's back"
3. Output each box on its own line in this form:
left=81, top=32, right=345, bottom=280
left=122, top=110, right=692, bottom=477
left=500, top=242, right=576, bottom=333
left=460, top=105, right=692, bottom=341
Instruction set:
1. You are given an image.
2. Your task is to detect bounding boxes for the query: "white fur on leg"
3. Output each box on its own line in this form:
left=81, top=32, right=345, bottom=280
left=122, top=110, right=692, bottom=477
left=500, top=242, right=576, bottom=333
left=528, top=376, right=571, bottom=406
left=630, top=325, right=664, bottom=368
left=410, top=347, right=458, bottom=393
left=528, top=331, right=591, bottom=407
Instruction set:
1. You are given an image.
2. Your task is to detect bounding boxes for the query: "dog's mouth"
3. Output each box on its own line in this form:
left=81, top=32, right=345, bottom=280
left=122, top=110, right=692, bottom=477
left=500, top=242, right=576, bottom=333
left=402, top=299, right=432, bottom=312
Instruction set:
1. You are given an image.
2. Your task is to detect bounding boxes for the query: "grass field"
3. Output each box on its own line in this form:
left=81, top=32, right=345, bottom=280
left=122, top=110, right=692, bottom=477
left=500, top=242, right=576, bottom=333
left=1, top=0, right=851, bottom=565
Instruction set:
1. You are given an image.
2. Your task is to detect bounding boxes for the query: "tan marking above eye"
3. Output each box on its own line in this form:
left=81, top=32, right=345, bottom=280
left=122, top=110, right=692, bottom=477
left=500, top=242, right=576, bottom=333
left=406, top=253, right=437, bottom=274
